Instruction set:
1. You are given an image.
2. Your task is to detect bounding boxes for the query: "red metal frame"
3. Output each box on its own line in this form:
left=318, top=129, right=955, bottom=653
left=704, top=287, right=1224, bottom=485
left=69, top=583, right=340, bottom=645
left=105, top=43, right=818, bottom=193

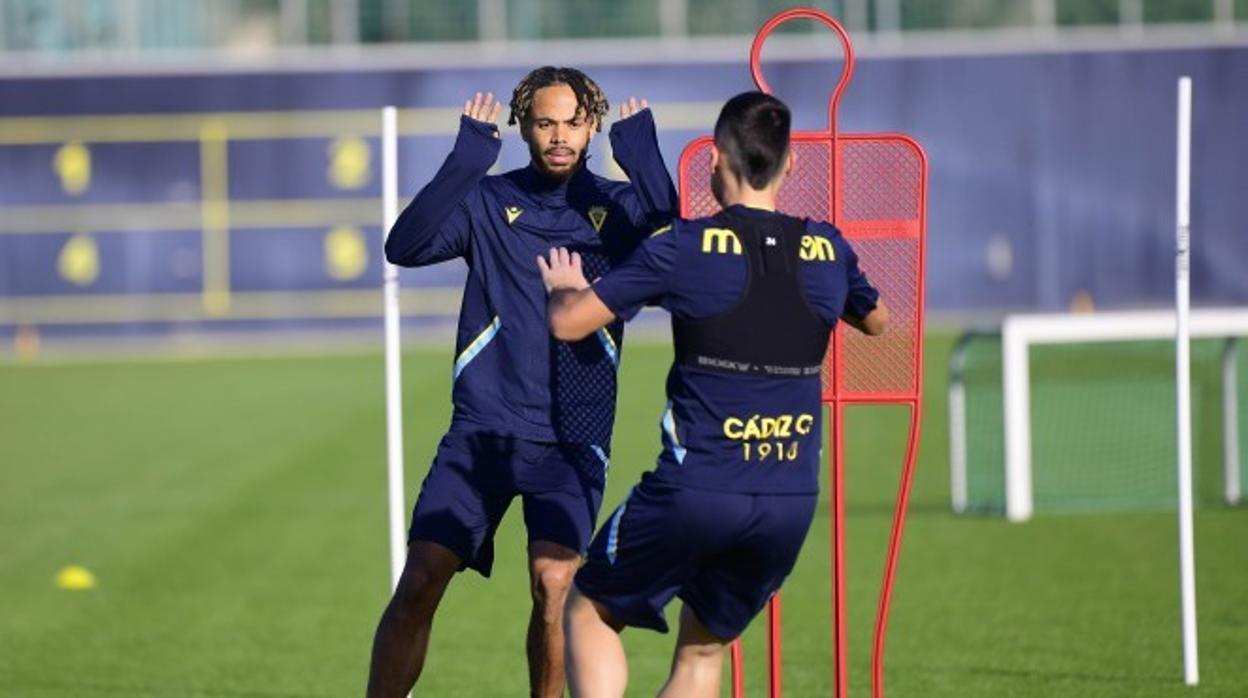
left=677, top=8, right=928, bottom=698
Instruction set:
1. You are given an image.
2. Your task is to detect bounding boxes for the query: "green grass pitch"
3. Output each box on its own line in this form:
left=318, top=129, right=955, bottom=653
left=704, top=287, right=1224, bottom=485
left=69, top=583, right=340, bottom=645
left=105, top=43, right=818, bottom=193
left=1, top=333, right=1246, bottom=696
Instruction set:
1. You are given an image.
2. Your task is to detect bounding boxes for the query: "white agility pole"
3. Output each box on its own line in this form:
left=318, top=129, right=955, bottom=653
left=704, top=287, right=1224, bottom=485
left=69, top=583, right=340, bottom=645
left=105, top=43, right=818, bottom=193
left=381, top=106, right=407, bottom=591
left=1174, top=76, right=1199, bottom=687
left=1223, top=338, right=1241, bottom=506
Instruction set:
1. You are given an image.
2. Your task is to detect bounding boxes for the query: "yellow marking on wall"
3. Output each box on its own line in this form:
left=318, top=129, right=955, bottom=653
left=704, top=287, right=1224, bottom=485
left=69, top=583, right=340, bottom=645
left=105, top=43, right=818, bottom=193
left=0, top=288, right=463, bottom=325
left=0, top=198, right=381, bottom=235
left=199, top=121, right=231, bottom=316
left=328, top=135, right=371, bottom=190
left=57, top=232, right=100, bottom=286
left=324, top=226, right=368, bottom=281
left=0, top=107, right=462, bottom=145
left=0, top=102, right=721, bottom=146
left=53, top=141, right=91, bottom=195
left=701, top=227, right=742, bottom=255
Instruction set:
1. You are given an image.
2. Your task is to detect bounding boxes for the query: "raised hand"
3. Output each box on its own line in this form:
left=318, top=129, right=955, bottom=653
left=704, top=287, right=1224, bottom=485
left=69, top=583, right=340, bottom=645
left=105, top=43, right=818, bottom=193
left=464, top=92, right=502, bottom=137
left=536, top=247, right=590, bottom=293
left=618, top=96, right=650, bottom=120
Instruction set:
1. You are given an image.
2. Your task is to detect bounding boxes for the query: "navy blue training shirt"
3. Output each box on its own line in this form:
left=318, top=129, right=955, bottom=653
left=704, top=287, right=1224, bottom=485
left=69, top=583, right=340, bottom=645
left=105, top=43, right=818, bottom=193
left=592, top=205, right=880, bottom=494
left=385, top=110, right=676, bottom=448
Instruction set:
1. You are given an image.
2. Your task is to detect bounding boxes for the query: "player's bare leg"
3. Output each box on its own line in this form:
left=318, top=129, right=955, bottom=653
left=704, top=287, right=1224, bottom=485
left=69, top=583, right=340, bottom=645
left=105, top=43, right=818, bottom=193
left=365, top=540, right=460, bottom=698
left=564, top=586, right=628, bottom=698
left=656, top=604, right=731, bottom=698
left=527, top=541, right=582, bottom=698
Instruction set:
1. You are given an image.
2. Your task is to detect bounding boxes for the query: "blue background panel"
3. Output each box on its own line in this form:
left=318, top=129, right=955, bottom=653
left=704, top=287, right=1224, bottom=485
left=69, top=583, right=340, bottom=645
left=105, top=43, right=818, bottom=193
left=0, top=141, right=200, bottom=207
left=229, top=226, right=383, bottom=292
left=1, top=46, right=1246, bottom=334
left=229, top=137, right=383, bottom=201
left=0, top=230, right=202, bottom=296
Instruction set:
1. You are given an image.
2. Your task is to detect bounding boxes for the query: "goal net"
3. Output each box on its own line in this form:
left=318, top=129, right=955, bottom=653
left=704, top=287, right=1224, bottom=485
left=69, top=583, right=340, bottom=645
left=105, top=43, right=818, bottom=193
left=949, top=309, right=1248, bottom=519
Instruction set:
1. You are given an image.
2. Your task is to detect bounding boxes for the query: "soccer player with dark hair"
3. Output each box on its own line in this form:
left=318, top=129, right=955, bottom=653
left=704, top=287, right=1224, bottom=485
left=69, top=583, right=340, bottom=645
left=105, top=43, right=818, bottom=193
left=538, top=91, right=888, bottom=698
left=366, top=67, right=675, bottom=698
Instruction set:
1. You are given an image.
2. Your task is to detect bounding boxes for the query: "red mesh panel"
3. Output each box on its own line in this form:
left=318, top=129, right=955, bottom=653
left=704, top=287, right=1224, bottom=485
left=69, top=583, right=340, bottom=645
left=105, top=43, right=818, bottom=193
left=834, top=136, right=924, bottom=400
left=839, top=137, right=923, bottom=225
left=677, top=134, right=926, bottom=403
left=837, top=237, right=918, bottom=395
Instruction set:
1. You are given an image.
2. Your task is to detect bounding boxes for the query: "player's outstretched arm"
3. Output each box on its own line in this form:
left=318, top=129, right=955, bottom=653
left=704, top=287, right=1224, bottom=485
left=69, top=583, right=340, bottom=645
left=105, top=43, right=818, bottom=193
left=538, top=247, right=617, bottom=341
left=843, top=301, right=889, bottom=336
left=838, top=233, right=887, bottom=335
left=610, top=96, right=677, bottom=229
left=384, top=92, right=503, bottom=267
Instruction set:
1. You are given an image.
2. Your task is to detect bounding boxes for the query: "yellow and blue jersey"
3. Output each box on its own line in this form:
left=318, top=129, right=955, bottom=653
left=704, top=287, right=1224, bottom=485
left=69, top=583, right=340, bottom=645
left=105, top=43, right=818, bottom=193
left=385, top=110, right=675, bottom=447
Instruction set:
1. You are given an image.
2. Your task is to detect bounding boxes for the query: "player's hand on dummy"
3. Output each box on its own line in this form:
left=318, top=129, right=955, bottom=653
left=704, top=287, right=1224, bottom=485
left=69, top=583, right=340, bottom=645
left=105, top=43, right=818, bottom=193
left=537, top=247, right=591, bottom=294
left=618, top=96, right=650, bottom=120
left=464, top=92, right=502, bottom=138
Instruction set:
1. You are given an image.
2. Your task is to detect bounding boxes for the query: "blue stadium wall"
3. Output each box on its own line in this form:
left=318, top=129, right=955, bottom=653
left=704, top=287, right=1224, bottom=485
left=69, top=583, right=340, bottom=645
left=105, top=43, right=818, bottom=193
left=1, top=45, right=1245, bottom=342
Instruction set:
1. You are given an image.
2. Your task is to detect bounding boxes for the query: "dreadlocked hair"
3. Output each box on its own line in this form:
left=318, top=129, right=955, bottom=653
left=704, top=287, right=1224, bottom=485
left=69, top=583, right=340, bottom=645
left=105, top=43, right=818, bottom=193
left=509, top=66, right=609, bottom=132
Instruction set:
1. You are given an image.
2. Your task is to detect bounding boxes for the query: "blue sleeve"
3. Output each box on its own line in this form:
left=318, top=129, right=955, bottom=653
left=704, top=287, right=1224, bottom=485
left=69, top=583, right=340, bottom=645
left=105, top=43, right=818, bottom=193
left=384, top=116, right=501, bottom=267
left=840, top=236, right=880, bottom=319
left=591, top=223, right=679, bottom=321
left=608, top=109, right=677, bottom=230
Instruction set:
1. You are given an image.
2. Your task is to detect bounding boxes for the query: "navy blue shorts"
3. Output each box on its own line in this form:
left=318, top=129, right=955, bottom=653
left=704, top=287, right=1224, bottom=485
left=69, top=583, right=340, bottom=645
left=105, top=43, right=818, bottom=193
left=408, top=431, right=608, bottom=577
left=574, top=476, right=818, bottom=640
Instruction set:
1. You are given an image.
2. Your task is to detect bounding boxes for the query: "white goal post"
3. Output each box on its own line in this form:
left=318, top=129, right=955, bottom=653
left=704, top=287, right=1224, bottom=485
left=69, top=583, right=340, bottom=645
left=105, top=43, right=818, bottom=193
left=947, top=308, right=1248, bottom=521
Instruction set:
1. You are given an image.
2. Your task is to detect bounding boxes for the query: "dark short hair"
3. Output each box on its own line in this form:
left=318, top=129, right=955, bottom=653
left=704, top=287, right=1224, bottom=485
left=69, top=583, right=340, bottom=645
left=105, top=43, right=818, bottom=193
left=509, top=66, right=609, bottom=132
left=713, top=91, right=791, bottom=189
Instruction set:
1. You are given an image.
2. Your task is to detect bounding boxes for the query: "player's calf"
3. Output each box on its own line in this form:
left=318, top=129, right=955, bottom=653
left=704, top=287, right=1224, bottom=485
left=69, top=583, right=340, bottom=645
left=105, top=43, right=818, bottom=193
left=564, top=587, right=629, bottom=698
left=364, top=542, right=460, bottom=698
left=527, top=542, right=582, bottom=698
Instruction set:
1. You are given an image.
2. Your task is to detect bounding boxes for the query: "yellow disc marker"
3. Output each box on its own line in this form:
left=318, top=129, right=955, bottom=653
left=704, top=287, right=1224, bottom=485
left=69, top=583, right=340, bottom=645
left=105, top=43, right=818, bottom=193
left=55, top=565, right=97, bottom=591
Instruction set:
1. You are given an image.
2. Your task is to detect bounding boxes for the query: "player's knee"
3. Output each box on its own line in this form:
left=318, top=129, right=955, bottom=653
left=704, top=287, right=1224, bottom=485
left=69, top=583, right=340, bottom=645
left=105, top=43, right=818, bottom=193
left=566, top=588, right=625, bottom=634
left=393, top=562, right=451, bottom=617
left=674, top=640, right=730, bottom=673
left=686, top=642, right=729, bottom=661
left=531, top=561, right=577, bottom=612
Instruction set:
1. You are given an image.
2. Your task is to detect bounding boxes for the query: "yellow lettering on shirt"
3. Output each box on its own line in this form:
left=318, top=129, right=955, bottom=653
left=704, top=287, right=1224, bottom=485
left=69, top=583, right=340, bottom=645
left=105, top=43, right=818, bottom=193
left=800, top=235, right=836, bottom=262
left=722, top=412, right=816, bottom=462
left=702, top=227, right=742, bottom=255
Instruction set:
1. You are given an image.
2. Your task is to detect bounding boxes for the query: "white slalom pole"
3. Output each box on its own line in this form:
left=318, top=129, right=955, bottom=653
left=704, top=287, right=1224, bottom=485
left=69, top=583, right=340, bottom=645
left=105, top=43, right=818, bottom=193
left=1174, top=76, right=1199, bottom=687
left=1223, top=339, right=1241, bottom=506
left=382, top=106, right=407, bottom=591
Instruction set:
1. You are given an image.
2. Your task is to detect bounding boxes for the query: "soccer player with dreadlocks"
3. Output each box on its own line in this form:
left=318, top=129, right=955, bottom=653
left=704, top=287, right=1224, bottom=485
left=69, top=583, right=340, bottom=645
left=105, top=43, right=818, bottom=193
left=365, top=67, right=676, bottom=698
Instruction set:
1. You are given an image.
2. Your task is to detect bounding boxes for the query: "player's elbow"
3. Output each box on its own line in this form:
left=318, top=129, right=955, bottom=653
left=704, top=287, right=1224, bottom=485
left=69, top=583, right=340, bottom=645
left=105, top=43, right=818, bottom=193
left=383, top=237, right=403, bottom=265
left=383, top=226, right=413, bottom=266
left=549, top=313, right=593, bottom=343
left=861, top=304, right=889, bottom=336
